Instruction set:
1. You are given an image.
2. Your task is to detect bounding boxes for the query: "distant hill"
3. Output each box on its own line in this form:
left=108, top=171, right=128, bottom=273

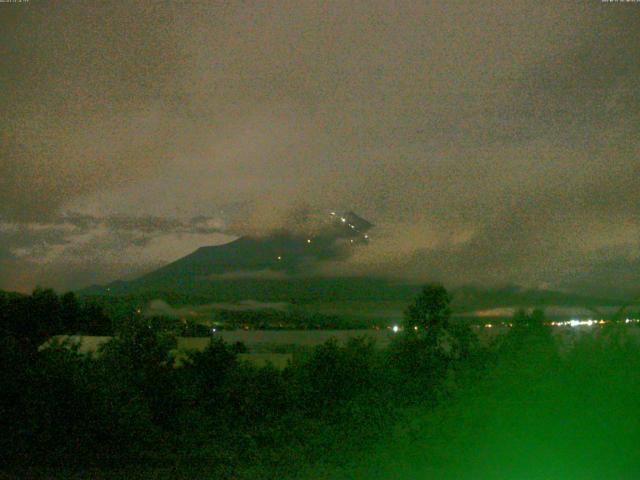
left=451, top=285, right=620, bottom=311
left=81, top=277, right=624, bottom=318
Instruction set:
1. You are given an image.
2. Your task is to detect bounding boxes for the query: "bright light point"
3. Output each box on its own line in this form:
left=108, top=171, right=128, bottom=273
left=307, top=239, right=311, bottom=243
left=414, top=326, right=418, bottom=331
left=569, top=320, right=580, bottom=327
left=277, top=256, right=282, bottom=260
left=392, top=325, right=399, bottom=333
left=341, top=217, right=346, bottom=222
left=364, top=234, right=368, bottom=239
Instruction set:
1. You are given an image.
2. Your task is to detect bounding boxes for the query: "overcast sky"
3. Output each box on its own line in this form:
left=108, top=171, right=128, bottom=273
left=1, top=1, right=639, bottom=295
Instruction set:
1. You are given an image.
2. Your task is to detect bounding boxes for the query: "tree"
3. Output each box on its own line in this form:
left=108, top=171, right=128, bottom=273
left=530, top=307, right=545, bottom=326
left=97, top=317, right=178, bottom=428
left=20, top=288, right=62, bottom=349
left=79, top=300, right=112, bottom=335
left=511, top=307, right=546, bottom=328
left=403, top=284, right=451, bottom=333
left=60, top=291, right=81, bottom=334
left=503, top=307, right=552, bottom=355
left=183, top=337, right=238, bottom=398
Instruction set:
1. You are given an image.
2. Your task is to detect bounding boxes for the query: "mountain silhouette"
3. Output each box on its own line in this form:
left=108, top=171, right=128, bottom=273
left=84, top=211, right=374, bottom=294
left=79, top=211, right=625, bottom=313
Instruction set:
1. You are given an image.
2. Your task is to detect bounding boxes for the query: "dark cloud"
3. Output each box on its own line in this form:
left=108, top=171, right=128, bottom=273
left=102, top=214, right=224, bottom=234
left=0, top=213, right=229, bottom=291
left=1, top=1, right=639, bottom=294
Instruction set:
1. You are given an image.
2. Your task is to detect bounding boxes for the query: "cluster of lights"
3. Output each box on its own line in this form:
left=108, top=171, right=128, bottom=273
left=474, top=319, right=640, bottom=329
left=550, top=318, right=640, bottom=327
left=329, top=211, right=370, bottom=242
left=273, top=212, right=371, bottom=262
left=392, top=319, right=640, bottom=332
left=551, top=319, right=604, bottom=327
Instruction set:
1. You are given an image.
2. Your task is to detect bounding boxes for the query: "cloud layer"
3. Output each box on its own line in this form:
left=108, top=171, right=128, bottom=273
left=1, top=1, right=639, bottom=295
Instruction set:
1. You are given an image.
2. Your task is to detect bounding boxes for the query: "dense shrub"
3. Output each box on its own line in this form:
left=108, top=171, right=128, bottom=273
left=0, top=287, right=492, bottom=478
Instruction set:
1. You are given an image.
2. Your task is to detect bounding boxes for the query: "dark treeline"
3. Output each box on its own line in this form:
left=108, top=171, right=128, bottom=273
left=329, top=307, right=640, bottom=479
left=215, top=307, right=372, bottom=330
left=79, top=292, right=382, bottom=331
left=0, top=288, right=113, bottom=345
left=1, top=285, right=627, bottom=478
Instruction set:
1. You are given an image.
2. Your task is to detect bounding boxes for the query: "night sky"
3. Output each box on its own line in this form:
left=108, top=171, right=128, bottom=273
left=1, top=1, right=639, bottom=294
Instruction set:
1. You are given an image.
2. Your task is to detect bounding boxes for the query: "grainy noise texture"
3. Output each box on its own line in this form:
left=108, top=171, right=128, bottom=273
left=1, top=1, right=639, bottom=292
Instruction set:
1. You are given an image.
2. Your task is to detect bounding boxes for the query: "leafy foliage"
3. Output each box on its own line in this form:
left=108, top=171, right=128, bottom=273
left=0, top=285, right=490, bottom=477
left=403, top=283, right=452, bottom=333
